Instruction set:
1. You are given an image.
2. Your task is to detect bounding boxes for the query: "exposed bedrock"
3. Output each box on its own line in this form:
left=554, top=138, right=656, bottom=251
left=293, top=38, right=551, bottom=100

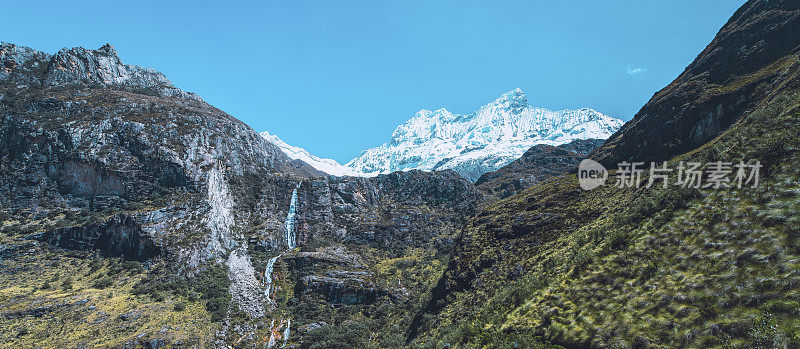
left=34, top=214, right=159, bottom=261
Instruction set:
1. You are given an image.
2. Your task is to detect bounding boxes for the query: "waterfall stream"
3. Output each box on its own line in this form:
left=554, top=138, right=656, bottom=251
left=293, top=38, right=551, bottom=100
left=282, top=317, right=291, bottom=346
left=263, top=181, right=301, bottom=347
left=285, top=182, right=300, bottom=249
left=263, top=255, right=280, bottom=302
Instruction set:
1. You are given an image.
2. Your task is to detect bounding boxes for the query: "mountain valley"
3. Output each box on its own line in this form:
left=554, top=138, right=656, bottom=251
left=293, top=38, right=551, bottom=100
left=1, top=0, right=799, bottom=347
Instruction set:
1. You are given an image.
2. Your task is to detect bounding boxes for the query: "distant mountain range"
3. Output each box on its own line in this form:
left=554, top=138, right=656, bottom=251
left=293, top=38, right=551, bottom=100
left=263, top=88, right=623, bottom=181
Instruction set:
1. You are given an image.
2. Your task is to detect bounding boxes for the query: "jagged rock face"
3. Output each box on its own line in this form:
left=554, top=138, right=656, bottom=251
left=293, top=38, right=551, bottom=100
left=1, top=42, right=202, bottom=102
left=592, top=0, right=800, bottom=167
left=284, top=248, right=389, bottom=305
left=246, top=169, right=483, bottom=252
left=475, top=139, right=604, bottom=200
left=299, top=275, right=386, bottom=304
left=295, top=170, right=485, bottom=250
left=0, top=43, right=323, bottom=318
left=244, top=170, right=484, bottom=308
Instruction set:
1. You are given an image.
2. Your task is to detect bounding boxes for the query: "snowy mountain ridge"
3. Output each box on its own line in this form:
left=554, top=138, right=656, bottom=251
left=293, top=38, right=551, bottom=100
left=262, top=89, right=624, bottom=181
left=259, top=131, right=361, bottom=177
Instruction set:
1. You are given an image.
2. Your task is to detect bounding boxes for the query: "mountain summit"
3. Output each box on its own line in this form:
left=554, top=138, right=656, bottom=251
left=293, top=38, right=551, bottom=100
left=1, top=42, right=203, bottom=102
left=345, top=89, right=623, bottom=181
left=259, top=130, right=360, bottom=176
left=262, top=89, right=622, bottom=181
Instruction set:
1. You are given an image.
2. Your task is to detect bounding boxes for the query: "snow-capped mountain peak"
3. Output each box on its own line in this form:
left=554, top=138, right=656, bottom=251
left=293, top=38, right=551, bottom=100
left=262, top=89, right=624, bottom=181
left=485, top=87, right=528, bottom=111
left=345, top=89, right=623, bottom=181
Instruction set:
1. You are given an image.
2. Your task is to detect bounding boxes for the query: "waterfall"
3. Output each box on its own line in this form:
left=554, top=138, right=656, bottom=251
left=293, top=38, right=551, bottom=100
left=267, top=329, right=276, bottom=348
left=263, top=181, right=302, bottom=346
left=267, top=316, right=290, bottom=348
left=263, top=255, right=280, bottom=301
left=282, top=317, right=291, bottom=347
left=285, top=182, right=300, bottom=249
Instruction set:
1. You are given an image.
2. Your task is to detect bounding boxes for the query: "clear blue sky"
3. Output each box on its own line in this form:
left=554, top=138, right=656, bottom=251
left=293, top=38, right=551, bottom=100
left=3, top=0, right=745, bottom=163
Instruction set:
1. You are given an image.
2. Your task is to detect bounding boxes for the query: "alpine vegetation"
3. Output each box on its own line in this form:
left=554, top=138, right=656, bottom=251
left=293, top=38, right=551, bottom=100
left=2, top=0, right=799, bottom=347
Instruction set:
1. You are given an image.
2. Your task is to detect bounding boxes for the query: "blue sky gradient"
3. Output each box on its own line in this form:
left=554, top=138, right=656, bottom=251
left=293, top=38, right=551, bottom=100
left=3, top=0, right=745, bottom=163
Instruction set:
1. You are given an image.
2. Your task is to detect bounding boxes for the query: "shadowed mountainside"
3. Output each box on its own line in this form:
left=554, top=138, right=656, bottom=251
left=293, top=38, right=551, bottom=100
left=411, top=1, right=800, bottom=347
left=475, top=139, right=605, bottom=200
left=592, top=0, right=800, bottom=167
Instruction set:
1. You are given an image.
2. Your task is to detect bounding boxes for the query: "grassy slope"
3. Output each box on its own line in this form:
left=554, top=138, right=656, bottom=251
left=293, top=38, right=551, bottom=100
left=413, top=84, right=800, bottom=347
left=0, top=249, right=217, bottom=347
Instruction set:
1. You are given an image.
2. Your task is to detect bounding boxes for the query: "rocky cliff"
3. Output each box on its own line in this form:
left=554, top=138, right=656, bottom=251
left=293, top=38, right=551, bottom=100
left=0, top=42, right=322, bottom=343
left=240, top=169, right=484, bottom=346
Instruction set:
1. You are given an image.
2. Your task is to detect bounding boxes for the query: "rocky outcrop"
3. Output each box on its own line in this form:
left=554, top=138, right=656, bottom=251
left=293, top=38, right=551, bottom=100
left=0, top=43, right=51, bottom=86
left=283, top=249, right=366, bottom=271
left=246, top=170, right=482, bottom=254
left=1, top=42, right=202, bottom=102
left=0, top=241, right=39, bottom=259
left=33, top=214, right=159, bottom=261
left=0, top=298, right=89, bottom=319
left=298, top=170, right=485, bottom=249
left=283, top=248, right=382, bottom=304
left=266, top=171, right=483, bottom=309
left=299, top=275, right=385, bottom=305
left=476, top=139, right=604, bottom=200
left=592, top=0, right=800, bottom=166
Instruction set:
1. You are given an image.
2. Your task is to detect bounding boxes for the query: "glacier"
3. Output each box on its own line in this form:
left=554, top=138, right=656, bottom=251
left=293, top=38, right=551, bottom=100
left=262, top=88, right=623, bottom=181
